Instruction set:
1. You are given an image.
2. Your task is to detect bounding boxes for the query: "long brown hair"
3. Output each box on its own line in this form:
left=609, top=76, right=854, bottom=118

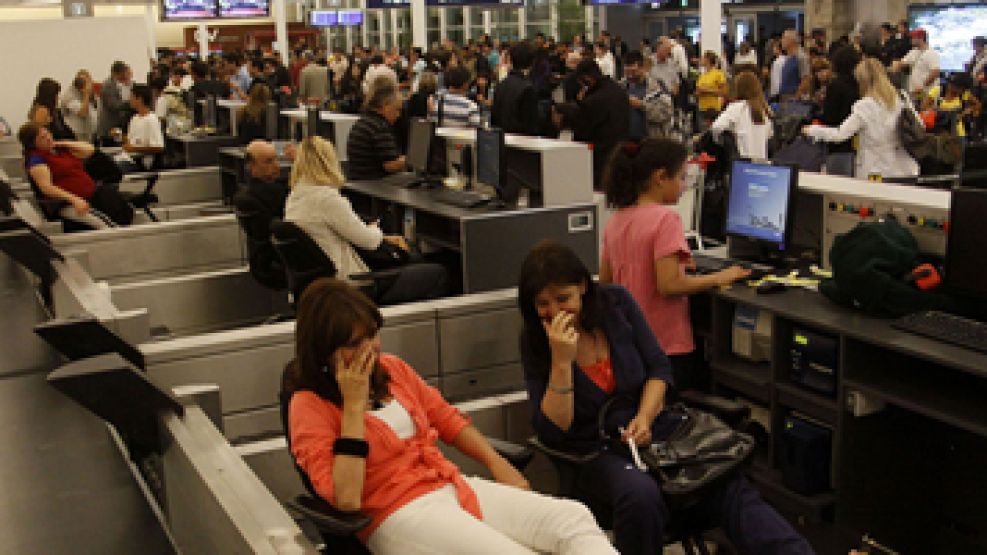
left=241, top=83, right=271, bottom=124
left=284, top=278, right=389, bottom=406
left=734, top=70, right=772, bottom=124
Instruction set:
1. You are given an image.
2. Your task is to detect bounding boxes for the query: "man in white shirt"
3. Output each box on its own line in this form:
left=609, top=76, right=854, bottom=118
left=769, top=42, right=787, bottom=99
left=123, top=84, right=164, bottom=171
left=670, top=35, right=690, bottom=79
left=892, top=28, right=941, bottom=97
left=649, top=39, right=681, bottom=94
left=595, top=42, right=616, bottom=79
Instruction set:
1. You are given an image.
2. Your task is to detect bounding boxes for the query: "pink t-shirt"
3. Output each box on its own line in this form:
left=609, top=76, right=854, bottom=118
left=602, top=203, right=694, bottom=355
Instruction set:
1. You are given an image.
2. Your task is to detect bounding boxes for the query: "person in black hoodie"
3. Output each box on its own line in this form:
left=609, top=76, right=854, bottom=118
left=820, top=46, right=861, bottom=154
left=490, top=42, right=542, bottom=136
left=554, top=60, right=630, bottom=190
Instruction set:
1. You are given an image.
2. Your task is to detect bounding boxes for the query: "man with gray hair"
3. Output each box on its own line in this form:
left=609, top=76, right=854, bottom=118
left=778, top=29, right=811, bottom=100
left=649, top=38, right=681, bottom=95
left=243, top=139, right=292, bottom=218
left=299, top=52, right=330, bottom=105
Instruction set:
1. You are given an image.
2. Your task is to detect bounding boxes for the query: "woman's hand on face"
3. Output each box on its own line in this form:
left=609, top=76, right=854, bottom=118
left=623, top=413, right=653, bottom=446
left=543, top=311, right=578, bottom=367
left=489, top=456, right=531, bottom=490
left=335, top=342, right=375, bottom=410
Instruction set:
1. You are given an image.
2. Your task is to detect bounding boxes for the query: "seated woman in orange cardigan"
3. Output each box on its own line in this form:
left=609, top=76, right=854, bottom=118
left=286, top=277, right=616, bottom=555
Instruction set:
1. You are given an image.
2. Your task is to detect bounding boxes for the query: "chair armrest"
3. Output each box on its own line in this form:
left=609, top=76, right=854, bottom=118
left=122, top=171, right=160, bottom=182
left=678, top=390, right=751, bottom=427
left=487, top=437, right=534, bottom=471
left=348, top=269, right=404, bottom=281
left=285, top=494, right=372, bottom=536
left=527, top=436, right=599, bottom=464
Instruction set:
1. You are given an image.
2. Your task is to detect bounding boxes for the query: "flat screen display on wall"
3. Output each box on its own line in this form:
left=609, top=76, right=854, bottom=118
left=161, top=0, right=217, bottom=20
left=909, top=3, right=987, bottom=72
left=218, top=0, right=270, bottom=18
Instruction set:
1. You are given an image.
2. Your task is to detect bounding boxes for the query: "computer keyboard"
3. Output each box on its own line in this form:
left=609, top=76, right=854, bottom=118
left=691, top=254, right=770, bottom=281
left=892, top=310, right=987, bottom=354
left=430, top=188, right=492, bottom=208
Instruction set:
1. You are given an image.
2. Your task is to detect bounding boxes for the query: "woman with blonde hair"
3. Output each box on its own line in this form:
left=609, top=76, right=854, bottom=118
left=803, top=57, right=919, bottom=179
left=711, top=70, right=774, bottom=159
left=236, top=83, right=272, bottom=145
left=284, top=136, right=449, bottom=304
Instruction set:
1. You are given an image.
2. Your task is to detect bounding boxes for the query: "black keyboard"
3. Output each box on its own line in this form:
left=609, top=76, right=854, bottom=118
left=892, top=310, right=987, bottom=354
left=430, top=188, right=492, bottom=208
left=691, top=254, right=770, bottom=281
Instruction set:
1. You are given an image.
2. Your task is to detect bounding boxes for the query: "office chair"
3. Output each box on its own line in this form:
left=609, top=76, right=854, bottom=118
left=232, top=189, right=288, bottom=291
left=269, top=219, right=401, bottom=306
left=278, top=367, right=534, bottom=555
left=527, top=391, right=753, bottom=555
left=119, top=172, right=161, bottom=222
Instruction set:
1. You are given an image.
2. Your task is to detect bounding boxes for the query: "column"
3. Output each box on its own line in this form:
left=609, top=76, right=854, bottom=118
left=584, top=4, right=593, bottom=41
left=197, top=22, right=210, bottom=60
left=438, top=7, right=447, bottom=43
left=380, top=8, right=388, bottom=49
left=463, top=6, right=471, bottom=41
left=411, top=0, right=427, bottom=48
left=596, top=5, right=605, bottom=34
left=549, top=0, right=558, bottom=42
left=144, top=4, right=157, bottom=61
left=699, top=0, right=721, bottom=62
left=273, top=0, right=289, bottom=61
left=483, top=9, right=491, bottom=37
left=361, top=0, right=370, bottom=47
left=391, top=9, right=401, bottom=49
left=517, top=6, right=526, bottom=40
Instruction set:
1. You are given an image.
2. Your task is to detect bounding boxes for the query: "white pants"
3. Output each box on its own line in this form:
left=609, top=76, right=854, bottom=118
left=57, top=205, right=113, bottom=230
left=367, top=477, right=616, bottom=555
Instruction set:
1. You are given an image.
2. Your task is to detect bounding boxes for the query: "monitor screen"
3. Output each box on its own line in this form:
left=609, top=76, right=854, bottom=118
left=217, top=0, right=269, bottom=18
left=726, top=161, right=796, bottom=248
left=908, top=4, right=987, bottom=72
left=309, top=9, right=338, bottom=26
left=337, top=9, right=363, bottom=25
left=476, top=127, right=504, bottom=192
left=407, top=118, right=434, bottom=176
left=162, top=0, right=216, bottom=20
left=945, top=188, right=987, bottom=300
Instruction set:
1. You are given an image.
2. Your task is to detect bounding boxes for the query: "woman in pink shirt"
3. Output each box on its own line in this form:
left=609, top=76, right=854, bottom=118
left=287, top=277, right=616, bottom=554
left=599, top=138, right=749, bottom=391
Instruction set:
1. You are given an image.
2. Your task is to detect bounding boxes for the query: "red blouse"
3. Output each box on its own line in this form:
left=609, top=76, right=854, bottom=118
left=26, top=148, right=96, bottom=200
left=580, top=358, right=615, bottom=394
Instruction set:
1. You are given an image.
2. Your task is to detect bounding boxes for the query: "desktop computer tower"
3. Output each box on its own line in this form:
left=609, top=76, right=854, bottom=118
left=790, top=327, right=838, bottom=397
left=780, top=413, right=832, bottom=495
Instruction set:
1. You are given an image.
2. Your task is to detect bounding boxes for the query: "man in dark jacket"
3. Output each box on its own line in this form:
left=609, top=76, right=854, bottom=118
left=491, top=42, right=542, bottom=136
left=555, top=60, right=630, bottom=190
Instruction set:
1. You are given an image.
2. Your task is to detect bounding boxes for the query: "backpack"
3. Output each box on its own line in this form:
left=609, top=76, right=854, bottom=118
left=897, top=91, right=930, bottom=160
left=819, top=218, right=955, bottom=318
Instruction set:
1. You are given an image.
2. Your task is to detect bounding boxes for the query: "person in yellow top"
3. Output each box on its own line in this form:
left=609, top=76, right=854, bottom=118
left=922, top=72, right=980, bottom=137
left=695, top=51, right=729, bottom=123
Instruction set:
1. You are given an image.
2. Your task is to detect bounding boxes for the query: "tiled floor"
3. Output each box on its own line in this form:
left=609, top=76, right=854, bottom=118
left=0, top=254, right=173, bottom=554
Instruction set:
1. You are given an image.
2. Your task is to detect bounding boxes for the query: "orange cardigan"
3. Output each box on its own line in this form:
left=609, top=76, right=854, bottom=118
left=289, top=354, right=481, bottom=542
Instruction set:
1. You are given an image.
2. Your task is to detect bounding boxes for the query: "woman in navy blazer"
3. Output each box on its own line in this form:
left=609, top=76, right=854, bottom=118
left=518, top=241, right=813, bottom=555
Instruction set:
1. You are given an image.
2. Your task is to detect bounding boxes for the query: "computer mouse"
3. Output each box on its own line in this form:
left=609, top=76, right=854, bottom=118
left=756, top=281, right=787, bottom=294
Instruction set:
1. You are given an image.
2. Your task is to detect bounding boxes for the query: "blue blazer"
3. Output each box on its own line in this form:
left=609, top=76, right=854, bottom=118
left=521, top=284, right=675, bottom=453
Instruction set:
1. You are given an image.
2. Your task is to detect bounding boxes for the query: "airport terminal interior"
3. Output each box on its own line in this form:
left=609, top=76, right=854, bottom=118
left=2, top=0, right=987, bottom=553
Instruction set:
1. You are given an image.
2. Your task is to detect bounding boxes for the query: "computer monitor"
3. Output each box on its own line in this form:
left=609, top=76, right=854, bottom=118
left=726, top=160, right=798, bottom=253
left=945, top=188, right=987, bottom=302
left=406, top=118, right=434, bottom=176
left=476, top=126, right=505, bottom=195
left=959, top=141, right=987, bottom=189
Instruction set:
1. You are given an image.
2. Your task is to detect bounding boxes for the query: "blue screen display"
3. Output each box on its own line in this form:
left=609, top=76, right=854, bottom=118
left=309, top=10, right=338, bottom=26
left=726, top=161, right=793, bottom=247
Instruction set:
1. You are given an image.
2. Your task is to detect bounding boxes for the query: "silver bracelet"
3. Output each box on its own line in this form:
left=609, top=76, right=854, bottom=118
left=548, top=383, right=574, bottom=394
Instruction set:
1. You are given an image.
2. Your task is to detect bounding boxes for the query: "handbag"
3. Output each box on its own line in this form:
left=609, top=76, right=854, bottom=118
left=355, top=240, right=410, bottom=271
left=598, top=398, right=755, bottom=508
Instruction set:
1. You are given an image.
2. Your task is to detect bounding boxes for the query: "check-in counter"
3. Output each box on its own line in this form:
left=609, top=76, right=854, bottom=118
left=166, top=133, right=240, bottom=167
left=119, top=166, right=223, bottom=206
left=139, top=288, right=527, bottom=443
left=0, top=154, right=25, bottom=180
left=279, top=109, right=358, bottom=160
left=0, top=137, right=20, bottom=157
left=52, top=214, right=243, bottom=284
left=436, top=127, right=594, bottom=208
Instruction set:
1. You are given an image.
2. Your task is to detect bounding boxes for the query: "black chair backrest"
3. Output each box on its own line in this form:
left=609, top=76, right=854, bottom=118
left=0, top=178, right=14, bottom=216
left=269, top=219, right=338, bottom=302
left=233, top=190, right=288, bottom=290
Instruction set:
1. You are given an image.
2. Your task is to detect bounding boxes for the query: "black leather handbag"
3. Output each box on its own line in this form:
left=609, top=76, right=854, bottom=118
left=599, top=399, right=755, bottom=508
left=356, top=241, right=410, bottom=271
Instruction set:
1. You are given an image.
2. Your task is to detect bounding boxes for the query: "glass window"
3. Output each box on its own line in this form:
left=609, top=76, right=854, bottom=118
left=427, top=7, right=441, bottom=49
left=446, top=7, right=464, bottom=26
left=490, top=8, right=520, bottom=43
left=395, top=9, right=412, bottom=50
left=558, top=0, right=584, bottom=44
